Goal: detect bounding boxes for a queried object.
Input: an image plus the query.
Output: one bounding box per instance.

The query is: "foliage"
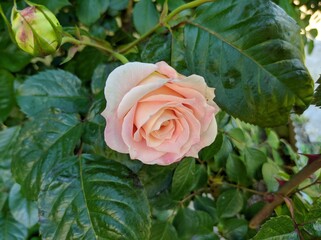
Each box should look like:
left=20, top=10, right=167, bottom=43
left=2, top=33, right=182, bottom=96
left=0, top=0, right=320, bottom=239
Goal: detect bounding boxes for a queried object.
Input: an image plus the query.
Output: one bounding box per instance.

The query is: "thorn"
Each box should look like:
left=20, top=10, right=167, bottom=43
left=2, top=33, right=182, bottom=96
left=299, top=153, right=321, bottom=165
left=264, top=194, right=275, bottom=203
left=275, top=178, right=287, bottom=187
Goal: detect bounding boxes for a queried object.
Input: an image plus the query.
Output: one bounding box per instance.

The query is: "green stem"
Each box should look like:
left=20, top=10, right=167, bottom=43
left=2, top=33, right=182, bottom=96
left=62, top=35, right=129, bottom=64
left=0, top=3, right=16, bottom=43
left=119, top=0, right=214, bottom=54
left=249, top=156, right=321, bottom=228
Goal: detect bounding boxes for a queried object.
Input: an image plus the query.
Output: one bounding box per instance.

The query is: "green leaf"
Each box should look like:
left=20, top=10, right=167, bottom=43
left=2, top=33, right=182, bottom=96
left=141, top=34, right=171, bottom=63
left=8, top=183, right=38, bottom=228
left=262, top=162, right=280, bottom=192
left=12, top=110, right=83, bottom=199
left=227, top=128, right=246, bottom=149
left=109, top=0, right=128, bottom=11
left=252, top=215, right=299, bottom=240
left=313, top=75, right=321, bottom=108
left=173, top=208, right=215, bottom=239
left=217, top=189, right=243, bottom=218
left=267, top=129, right=280, bottom=149
left=0, top=69, right=14, bottom=122
left=139, top=164, right=176, bottom=199
left=91, top=63, right=120, bottom=95
left=31, top=0, right=70, bottom=13
left=16, top=70, right=89, bottom=117
left=39, top=154, right=151, bottom=240
left=150, top=221, right=178, bottom=240
left=220, top=218, right=248, bottom=240
left=243, top=147, right=267, bottom=179
left=194, top=196, right=219, bottom=224
left=0, top=35, right=32, bottom=72
left=133, top=0, right=160, bottom=35
left=76, top=0, right=109, bottom=25
left=171, top=158, right=196, bottom=199
left=199, top=133, right=223, bottom=161
left=185, top=0, right=314, bottom=127
left=0, top=213, right=28, bottom=240
left=226, top=154, right=250, bottom=186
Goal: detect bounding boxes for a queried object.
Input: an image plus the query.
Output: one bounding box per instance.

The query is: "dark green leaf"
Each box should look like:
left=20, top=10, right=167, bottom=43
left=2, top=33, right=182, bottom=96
left=199, top=133, right=223, bottom=161
left=220, top=218, right=248, bottom=240
left=171, top=28, right=189, bottom=75
left=91, top=63, right=120, bottom=95
left=194, top=196, right=219, bottom=224
left=133, top=0, right=159, bottom=35
left=139, top=164, right=176, bottom=199
left=185, top=0, right=314, bottom=127
left=217, top=189, right=243, bottom=218
left=12, top=110, right=83, bottom=199
left=226, top=154, right=250, bottom=186
left=0, top=126, right=20, bottom=169
left=243, top=147, right=267, bottom=179
left=8, top=183, right=38, bottom=228
left=16, top=70, right=89, bottom=117
left=39, top=154, right=151, bottom=240
left=31, top=0, right=70, bottom=13
left=173, top=208, right=214, bottom=239
left=141, top=34, right=171, bottom=63
left=252, top=215, right=299, bottom=240
left=0, top=213, right=28, bottom=240
left=109, top=0, right=128, bottom=11
left=313, top=75, right=321, bottom=108
left=76, top=0, right=109, bottom=25
left=0, top=69, right=14, bottom=122
left=171, top=158, right=196, bottom=199
left=150, top=221, right=178, bottom=240
left=0, top=35, right=32, bottom=72
left=210, top=134, right=233, bottom=171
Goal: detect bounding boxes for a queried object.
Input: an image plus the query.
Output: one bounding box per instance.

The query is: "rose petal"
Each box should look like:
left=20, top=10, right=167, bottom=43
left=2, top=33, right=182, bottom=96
left=103, top=62, right=157, bottom=116
left=156, top=61, right=178, bottom=78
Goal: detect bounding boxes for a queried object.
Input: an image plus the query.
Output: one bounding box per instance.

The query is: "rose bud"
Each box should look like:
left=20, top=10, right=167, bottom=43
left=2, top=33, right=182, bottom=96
left=102, top=61, right=219, bottom=165
left=11, top=4, right=62, bottom=56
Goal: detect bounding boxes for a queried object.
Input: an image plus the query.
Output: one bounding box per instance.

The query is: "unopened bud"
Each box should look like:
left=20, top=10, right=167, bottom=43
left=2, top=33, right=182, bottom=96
left=11, top=5, right=62, bottom=56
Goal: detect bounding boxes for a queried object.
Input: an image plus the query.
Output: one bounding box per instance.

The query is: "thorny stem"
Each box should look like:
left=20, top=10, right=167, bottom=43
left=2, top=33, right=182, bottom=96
left=249, top=156, right=321, bottom=229
left=119, top=0, right=214, bottom=54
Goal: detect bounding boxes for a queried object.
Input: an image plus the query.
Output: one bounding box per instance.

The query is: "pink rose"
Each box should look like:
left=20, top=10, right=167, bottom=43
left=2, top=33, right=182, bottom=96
left=101, top=61, right=219, bottom=165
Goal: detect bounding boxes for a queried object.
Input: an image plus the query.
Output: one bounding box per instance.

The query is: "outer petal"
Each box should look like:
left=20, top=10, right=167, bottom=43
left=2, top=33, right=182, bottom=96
left=156, top=61, right=178, bottom=78
left=102, top=62, right=157, bottom=116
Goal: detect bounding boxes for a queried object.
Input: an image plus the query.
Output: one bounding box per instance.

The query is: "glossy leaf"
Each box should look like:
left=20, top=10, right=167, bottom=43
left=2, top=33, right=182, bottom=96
left=8, top=183, right=38, bottom=228
left=194, top=196, right=219, bottom=224
left=141, top=34, right=171, bottom=63
left=38, top=154, right=151, bottom=240
left=252, top=216, right=299, bottom=239
left=0, top=69, right=14, bottom=122
left=150, top=221, right=178, bottom=240
left=173, top=208, right=215, bottom=239
left=220, top=218, right=248, bottom=240
left=31, top=0, right=70, bottom=13
left=0, top=213, right=28, bottom=240
left=217, top=189, right=243, bottom=218
left=262, top=162, right=280, bottom=192
left=16, top=70, right=89, bottom=117
left=171, top=158, right=196, bottom=199
left=313, top=75, right=321, bottom=108
left=133, top=0, right=159, bottom=35
left=12, top=110, right=83, bottom=199
left=243, top=147, right=267, bottom=179
left=0, top=35, right=32, bottom=72
left=226, top=154, right=250, bottom=186
left=76, top=0, right=109, bottom=25
left=185, top=0, right=314, bottom=127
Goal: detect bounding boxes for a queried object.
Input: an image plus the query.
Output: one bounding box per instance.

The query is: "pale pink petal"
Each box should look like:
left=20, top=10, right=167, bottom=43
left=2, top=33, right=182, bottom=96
left=103, top=114, right=128, bottom=153
left=103, top=62, right=157, bottom=115
left=156, top=61, right=178, bottom=78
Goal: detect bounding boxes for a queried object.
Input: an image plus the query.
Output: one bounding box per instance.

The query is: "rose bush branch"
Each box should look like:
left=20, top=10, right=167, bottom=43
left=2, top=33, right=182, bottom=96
left=249, top=156, right=321, bottom=228
left=61, top=34, right=129, bottom=64
left=119, top=0, right=214, bottom=54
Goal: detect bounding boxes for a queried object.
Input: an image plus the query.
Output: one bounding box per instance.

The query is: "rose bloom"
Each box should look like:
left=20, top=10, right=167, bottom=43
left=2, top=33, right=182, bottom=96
left=102, top=61, right=219, bottom=165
